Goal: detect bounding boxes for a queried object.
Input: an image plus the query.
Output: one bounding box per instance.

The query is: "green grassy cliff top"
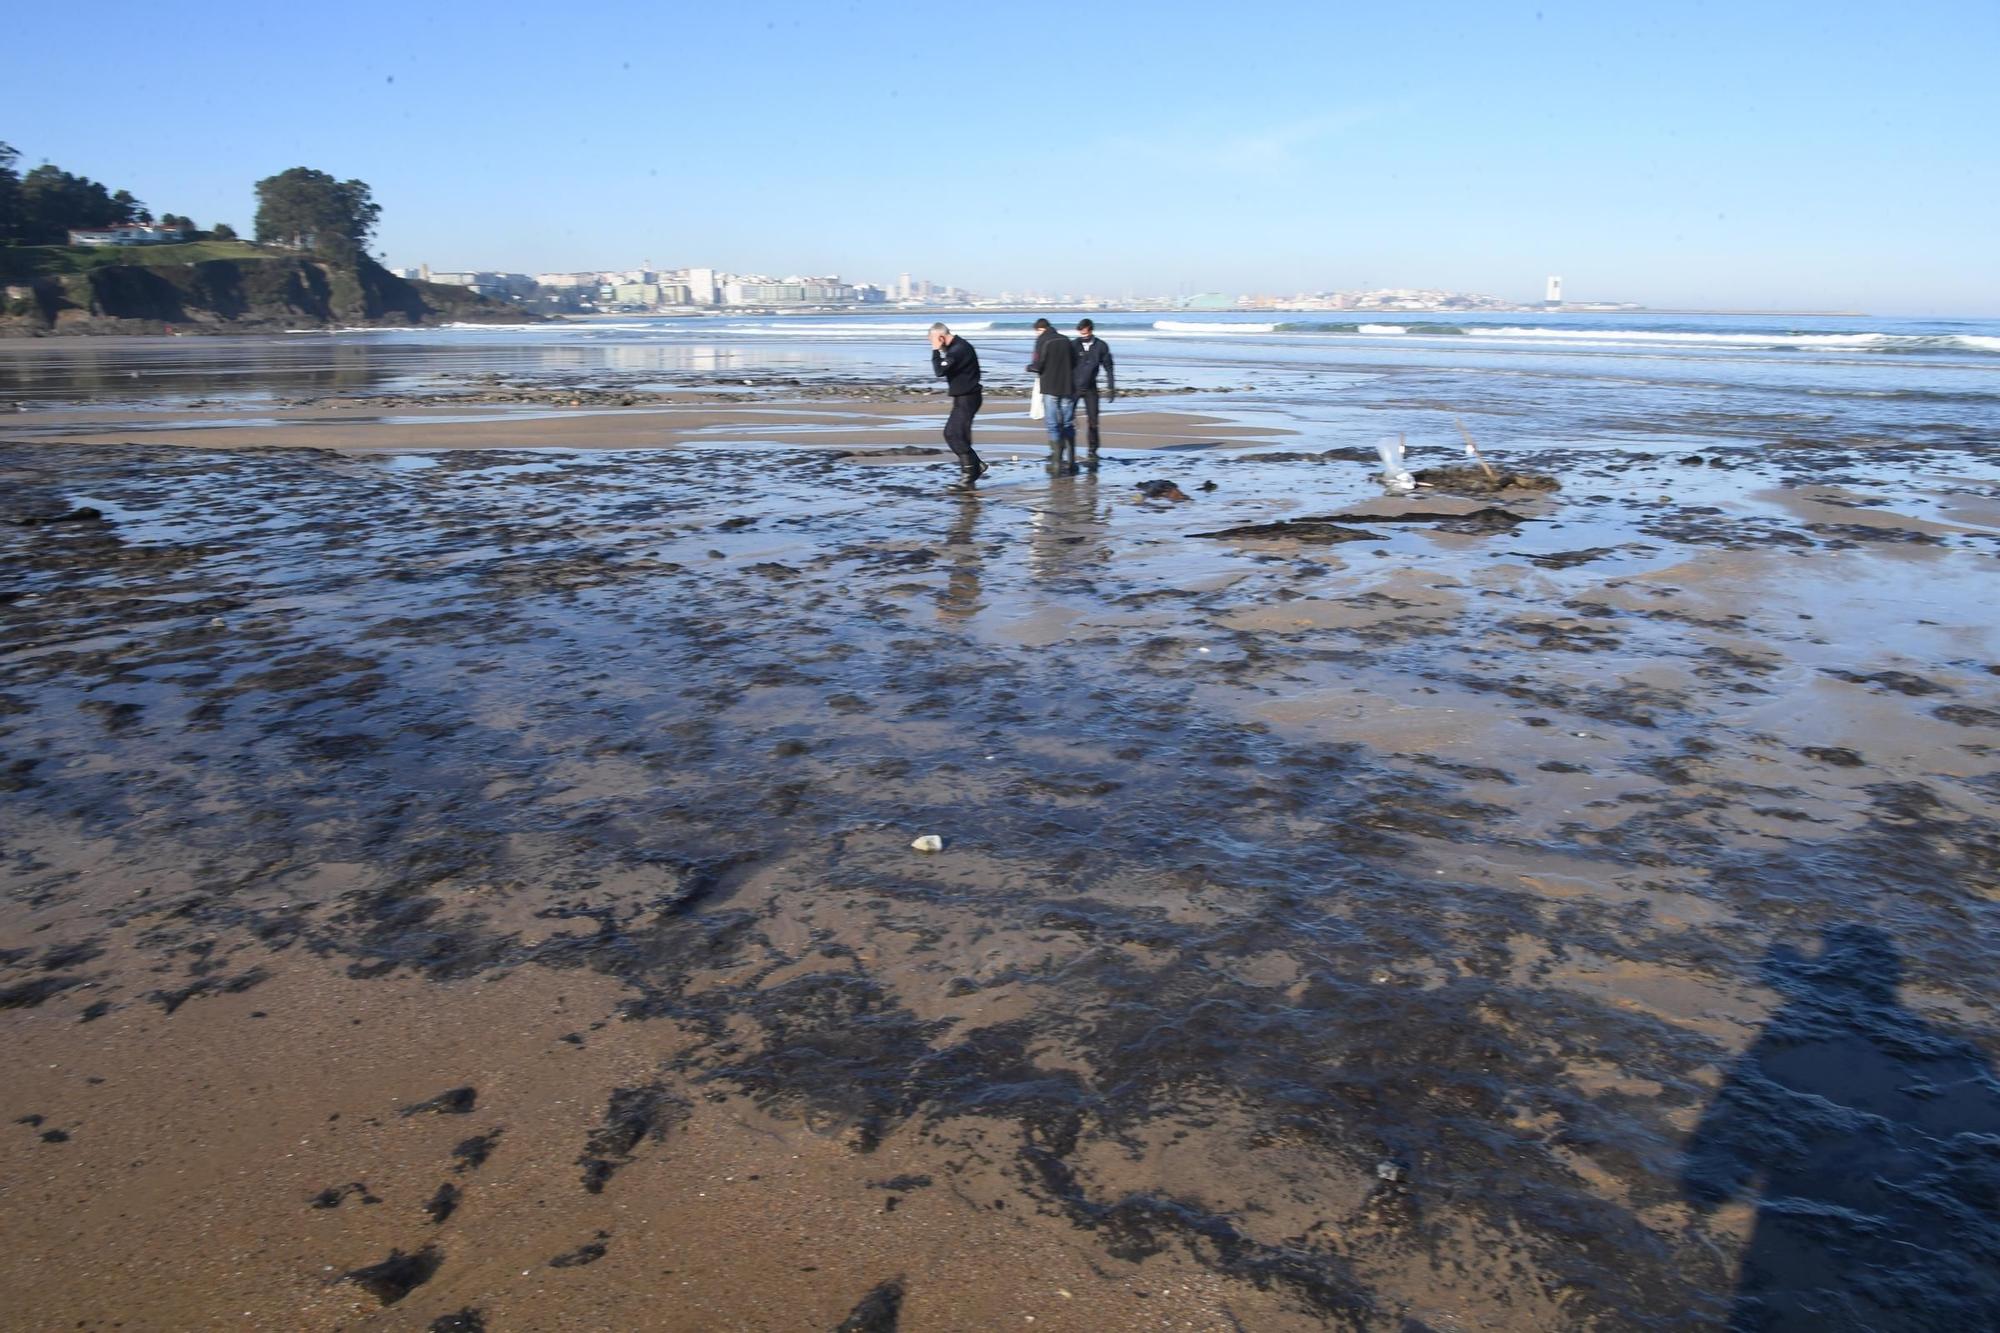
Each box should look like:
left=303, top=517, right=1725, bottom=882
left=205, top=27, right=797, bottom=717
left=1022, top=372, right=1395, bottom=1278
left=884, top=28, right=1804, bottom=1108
left=1, top=240, right=275, bottom=281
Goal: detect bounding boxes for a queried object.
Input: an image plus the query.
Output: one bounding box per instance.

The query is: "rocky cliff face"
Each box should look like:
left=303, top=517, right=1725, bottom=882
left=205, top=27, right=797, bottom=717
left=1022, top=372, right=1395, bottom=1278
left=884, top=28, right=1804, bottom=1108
left=1, top=257, right=533, bottom=335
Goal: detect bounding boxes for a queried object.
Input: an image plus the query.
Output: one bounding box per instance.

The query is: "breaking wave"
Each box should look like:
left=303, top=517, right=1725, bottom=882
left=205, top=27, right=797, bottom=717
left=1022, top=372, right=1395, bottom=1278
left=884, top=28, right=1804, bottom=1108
left=1153, top=320, right=1279, bottom=333
left=425, top=317, right=2000, bottom=357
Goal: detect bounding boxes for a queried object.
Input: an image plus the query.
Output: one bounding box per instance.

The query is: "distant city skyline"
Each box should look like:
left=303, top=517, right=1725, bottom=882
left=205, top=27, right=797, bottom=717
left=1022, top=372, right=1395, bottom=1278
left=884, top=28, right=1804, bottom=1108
left=406, top=259, right=1538, bottom=308
left=403, top=260, right=1576, bottom=314
left=381, top=245, right=1940, bottom=316
left=6, top=1, right=1997, bottom=316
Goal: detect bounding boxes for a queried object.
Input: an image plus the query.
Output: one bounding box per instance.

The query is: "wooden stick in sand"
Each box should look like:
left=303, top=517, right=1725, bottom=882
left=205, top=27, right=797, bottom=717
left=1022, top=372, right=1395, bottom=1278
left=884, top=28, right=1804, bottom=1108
left=1453, top=416, right=1500, bottom=482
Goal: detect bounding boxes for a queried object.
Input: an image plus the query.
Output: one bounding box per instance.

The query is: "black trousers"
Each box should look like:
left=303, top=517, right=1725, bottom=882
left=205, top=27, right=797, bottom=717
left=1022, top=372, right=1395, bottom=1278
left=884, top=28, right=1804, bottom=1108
left=1080, top=386, right=1102, bottom=449
left=944, top=391, right=983, bottom=466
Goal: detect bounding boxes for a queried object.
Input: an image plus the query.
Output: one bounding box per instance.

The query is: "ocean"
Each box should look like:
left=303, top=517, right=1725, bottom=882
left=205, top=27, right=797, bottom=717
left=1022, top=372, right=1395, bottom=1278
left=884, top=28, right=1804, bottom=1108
left=4, top=308, right=1997, bottom=456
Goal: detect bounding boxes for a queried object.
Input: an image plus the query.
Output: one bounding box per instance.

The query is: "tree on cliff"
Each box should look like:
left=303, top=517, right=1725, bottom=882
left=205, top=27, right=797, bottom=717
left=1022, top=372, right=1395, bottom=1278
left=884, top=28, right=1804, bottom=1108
left=253, top=168, right=380, bottom=265
left=1, top=159, right=137, bottom=244
left=0, top=143, right=19, bottom=243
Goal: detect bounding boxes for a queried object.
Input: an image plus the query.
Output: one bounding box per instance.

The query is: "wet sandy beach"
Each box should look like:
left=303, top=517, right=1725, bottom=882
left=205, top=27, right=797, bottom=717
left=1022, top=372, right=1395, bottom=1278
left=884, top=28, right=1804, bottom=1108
left=4, top=400, right=1999, bottom=1330
left=0, top=396, right=1277, bottom=456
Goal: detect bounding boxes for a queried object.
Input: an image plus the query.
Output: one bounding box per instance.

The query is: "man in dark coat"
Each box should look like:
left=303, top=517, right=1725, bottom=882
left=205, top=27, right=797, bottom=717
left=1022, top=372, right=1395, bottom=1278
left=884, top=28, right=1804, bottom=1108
left=929, top=322, right=989, bottom=486
left=1029, top=316, right=1059, bottom=356
left=1070, top=318, right=1117, bottom=460
left=1027, top=318, right=1079, bottom=470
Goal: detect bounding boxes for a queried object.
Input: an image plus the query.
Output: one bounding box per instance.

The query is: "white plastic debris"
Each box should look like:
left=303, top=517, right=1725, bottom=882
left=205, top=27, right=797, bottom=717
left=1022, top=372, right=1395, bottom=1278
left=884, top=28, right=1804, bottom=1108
left=910, top=834, right=944, bottom=853
left=1376, top=436, right=1417, bottom=492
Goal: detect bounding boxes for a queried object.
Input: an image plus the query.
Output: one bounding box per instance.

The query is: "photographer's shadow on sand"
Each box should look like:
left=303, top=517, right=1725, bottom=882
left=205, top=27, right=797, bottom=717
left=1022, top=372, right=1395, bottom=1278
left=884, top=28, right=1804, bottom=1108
left=1681, top=924, right=2000, bottom=1330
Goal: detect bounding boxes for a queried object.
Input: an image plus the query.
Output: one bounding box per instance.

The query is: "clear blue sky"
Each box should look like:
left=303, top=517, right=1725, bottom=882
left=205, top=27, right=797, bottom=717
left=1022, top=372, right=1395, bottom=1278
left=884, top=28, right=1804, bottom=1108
left=7, top=1, right=1996, bottom=313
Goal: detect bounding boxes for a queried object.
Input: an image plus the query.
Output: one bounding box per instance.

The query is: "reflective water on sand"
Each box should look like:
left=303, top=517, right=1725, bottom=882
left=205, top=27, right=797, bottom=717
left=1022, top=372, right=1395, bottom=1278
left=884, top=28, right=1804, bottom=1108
left=3, top=434, right=1996, bottom=1327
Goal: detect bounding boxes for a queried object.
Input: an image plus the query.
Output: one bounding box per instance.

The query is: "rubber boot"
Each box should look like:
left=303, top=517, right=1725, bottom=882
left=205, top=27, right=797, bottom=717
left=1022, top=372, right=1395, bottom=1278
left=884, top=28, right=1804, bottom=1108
left=951, top=455, right=989, bottom=489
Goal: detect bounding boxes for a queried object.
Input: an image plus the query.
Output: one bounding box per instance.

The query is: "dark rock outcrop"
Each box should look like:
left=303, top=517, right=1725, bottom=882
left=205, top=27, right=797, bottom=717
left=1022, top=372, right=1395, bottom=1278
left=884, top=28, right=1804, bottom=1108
left=2, top=255, right=534, bottom=336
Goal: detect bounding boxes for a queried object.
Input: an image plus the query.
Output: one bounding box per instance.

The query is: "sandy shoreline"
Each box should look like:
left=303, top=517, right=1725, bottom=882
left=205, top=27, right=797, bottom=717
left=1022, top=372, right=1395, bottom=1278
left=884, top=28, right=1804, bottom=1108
left=3, top=408, right=1998, bottom=1329
left=5, top=951, right=1266, bottom=1330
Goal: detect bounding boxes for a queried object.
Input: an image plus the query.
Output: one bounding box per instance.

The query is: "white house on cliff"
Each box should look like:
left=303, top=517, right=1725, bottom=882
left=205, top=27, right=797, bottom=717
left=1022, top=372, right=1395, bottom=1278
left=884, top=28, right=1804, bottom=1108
left=67, top=223, right=191, bottom=247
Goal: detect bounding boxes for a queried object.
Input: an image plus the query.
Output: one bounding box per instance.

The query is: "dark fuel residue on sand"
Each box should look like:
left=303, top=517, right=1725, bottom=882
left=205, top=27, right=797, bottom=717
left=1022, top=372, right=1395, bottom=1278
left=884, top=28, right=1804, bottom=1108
left=2, top=437, right=1998, bottom=1330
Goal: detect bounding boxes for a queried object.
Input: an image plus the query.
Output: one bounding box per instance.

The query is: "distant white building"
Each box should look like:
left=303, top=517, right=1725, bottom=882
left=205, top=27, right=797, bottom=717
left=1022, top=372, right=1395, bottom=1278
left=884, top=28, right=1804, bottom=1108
left=797, top=276, right=855, bottom=303
left=606, top=282, right=658, bottom=307
left=1544, top=275, right=1563, bottom=307
left=424, top=271, right=537, bottom=299
left=725, top=280, right=809, bottom=305
left=68, top=223, right=189, bottom=247
left=686, top=267, right=719, bottom=305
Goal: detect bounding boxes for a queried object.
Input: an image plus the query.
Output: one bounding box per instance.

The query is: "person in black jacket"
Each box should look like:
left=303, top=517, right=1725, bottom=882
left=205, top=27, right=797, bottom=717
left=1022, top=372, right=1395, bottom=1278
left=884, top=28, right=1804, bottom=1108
left=1027, top=318, right=1080, bottom=471
left=929, top=323, right=989, bottom=486
left=1029, top=316, right=1062, bottom=362
left=1071, top=318, right=1116, bottom=460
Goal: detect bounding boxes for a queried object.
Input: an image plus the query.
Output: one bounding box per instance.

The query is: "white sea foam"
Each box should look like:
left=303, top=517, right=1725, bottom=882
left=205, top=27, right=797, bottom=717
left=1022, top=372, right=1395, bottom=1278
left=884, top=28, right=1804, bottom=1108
left=1476, top=327, right=1873, bottom=345
left=1153, top=320, right=1277, bottom=333
left=1017, top=320, right=1999, bottom=358
left=437, top=321, right=653, bottom=332
left=1464, top=328, right=2000, bottom=356
left=763, top=320, right=994, bottom=332
left=696, top=320, right=1002, bottom=339
left=427, top=317, right=1999, bottom=357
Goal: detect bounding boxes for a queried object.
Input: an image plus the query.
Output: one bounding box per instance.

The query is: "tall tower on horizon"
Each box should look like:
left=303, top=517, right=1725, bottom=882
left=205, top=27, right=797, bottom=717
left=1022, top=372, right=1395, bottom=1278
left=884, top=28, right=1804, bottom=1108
left=1544, top=275, right=1563, bottom=307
